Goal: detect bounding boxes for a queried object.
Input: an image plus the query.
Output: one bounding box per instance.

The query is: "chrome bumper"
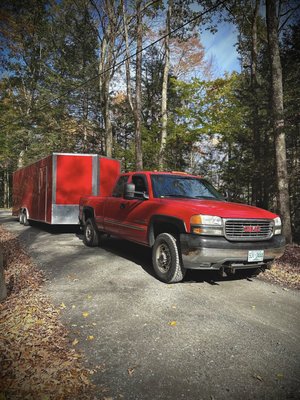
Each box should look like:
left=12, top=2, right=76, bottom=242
left=180, top=234, right=285, bottom=270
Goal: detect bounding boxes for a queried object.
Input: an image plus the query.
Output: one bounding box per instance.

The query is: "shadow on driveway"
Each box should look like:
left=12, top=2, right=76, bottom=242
left=75, top=230, right=257, bottom=286
left=4, top=214, right=259, bottom=286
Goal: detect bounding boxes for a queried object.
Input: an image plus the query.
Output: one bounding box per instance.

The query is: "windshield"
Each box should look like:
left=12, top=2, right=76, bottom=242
left=151, top=174, right=224, bottom=200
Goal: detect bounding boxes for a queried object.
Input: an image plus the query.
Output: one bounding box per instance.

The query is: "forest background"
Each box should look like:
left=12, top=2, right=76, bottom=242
left=0, top=0, right=299, bottom=242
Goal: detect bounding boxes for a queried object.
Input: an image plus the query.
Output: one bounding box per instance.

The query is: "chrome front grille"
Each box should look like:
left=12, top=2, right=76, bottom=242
left=224, top=219, right=273, bottom=241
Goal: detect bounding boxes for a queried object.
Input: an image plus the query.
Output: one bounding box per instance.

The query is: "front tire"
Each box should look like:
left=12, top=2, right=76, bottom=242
left=83, top=218, right=99, bottom=247
left=152, top=233, right=186, bottom=283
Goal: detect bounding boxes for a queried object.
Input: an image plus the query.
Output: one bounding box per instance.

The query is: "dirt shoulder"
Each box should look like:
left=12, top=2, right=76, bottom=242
left=259, top=244, right=300, bottom=290
left=0, top=226, right=94, bottom=400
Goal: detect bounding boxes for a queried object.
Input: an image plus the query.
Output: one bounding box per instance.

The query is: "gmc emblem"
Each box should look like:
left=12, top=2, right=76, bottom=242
left=243, top=225, right=261, bottom=233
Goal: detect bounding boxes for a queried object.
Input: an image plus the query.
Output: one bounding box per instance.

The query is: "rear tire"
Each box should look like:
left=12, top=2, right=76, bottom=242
left=152, top=233, right=186, bottom=283
left=23, top=211, right=30, bottom=226
left=83, top=218, right=99, bottom=247
left=19, top=212, right=24, bottom=224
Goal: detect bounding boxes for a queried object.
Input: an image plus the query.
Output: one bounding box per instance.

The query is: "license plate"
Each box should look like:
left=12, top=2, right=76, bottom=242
left=248, top=250, right=264, bottom=262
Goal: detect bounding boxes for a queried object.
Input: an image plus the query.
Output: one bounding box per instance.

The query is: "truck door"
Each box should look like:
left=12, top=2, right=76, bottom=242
left=103, top=175, right=130, bottom=236
left=38, top=166, right=47, bottom=221
left=122, top=174, right=149, bottom=243
left=104, top=174, right=149, bottom=243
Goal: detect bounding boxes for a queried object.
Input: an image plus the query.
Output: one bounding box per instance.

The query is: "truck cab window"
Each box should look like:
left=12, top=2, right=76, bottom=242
left=151, top=175, right=223, bottom=200
left=112, top=176, right=129, bottom=198
left=132, top=175, right=148, bottom=198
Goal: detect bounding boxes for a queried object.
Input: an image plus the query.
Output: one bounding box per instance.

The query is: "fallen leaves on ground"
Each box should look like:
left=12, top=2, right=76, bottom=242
left=259, top=244, right=300, bottom=290
left=127, top=366, right=138, bottom=377
left=252, top=374, right=263, bottom=382
left=0, top=226, right=94, bottom=399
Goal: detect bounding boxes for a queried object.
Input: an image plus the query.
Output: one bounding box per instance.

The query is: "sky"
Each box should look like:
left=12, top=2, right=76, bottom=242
left=201, top=22, right=240, bottom=77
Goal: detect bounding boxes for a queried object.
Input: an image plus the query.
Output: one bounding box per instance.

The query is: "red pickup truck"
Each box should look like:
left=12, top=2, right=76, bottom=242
left=79, top=171, right=285, bottom=283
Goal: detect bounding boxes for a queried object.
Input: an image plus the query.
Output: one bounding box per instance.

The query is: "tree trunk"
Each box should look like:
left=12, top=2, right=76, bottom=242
left=135, top=0, right=143, bottom=171
left=104, top=78, right=113, bottom=158
left=3, top=168, right=10, bottom=209
left=122, top=0, right=134, bottom=113
left=18, top=150, right=25, bottom=168
left=159, top=0, right=172, bottom=170
left=98, top=10, right=114, bottom=158
left=266, top=0, right=292, bottom=243
left=251, top=0, right=263, bottom=207
left=99, top=59, right=113, bottom=157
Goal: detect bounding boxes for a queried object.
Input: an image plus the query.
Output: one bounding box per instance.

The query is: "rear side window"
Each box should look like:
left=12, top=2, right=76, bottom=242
left=112, top=176, right=129, bottom=198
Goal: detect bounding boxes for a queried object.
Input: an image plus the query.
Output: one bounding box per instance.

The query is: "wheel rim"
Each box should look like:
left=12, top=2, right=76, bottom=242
left=86, top=224, right=93, bottom=242
left=155, top=242, right=171, bottom=273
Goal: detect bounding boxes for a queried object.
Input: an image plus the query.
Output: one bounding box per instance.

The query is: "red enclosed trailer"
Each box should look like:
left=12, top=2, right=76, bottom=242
left=12, top=153, right=120, bottom=225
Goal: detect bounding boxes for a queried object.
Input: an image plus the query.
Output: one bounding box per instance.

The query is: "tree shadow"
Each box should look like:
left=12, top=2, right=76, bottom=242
left=76, top=233, right=156, bottom=279
left=28, top=220, right=82, bottom=234
left=1, top=212, right=258, bottom=285
left=0, top=213, right=81, bottom=235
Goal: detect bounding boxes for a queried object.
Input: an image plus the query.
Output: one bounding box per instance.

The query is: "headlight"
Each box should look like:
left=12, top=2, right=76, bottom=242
left=273, top=216, right=282, bottom=235
left=190, top=214, right=223, bottom=235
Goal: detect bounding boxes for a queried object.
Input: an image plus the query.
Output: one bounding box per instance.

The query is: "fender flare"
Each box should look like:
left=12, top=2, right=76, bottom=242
left=148, top=215, right=187, bottom=246
left=81, top=206, right=95, bottom=224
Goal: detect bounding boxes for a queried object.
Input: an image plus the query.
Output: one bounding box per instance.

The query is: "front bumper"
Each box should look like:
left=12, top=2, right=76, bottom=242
left=180, top=234, right=285, bottom=270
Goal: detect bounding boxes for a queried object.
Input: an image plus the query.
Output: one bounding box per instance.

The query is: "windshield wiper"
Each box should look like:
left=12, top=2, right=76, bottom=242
left=160, top=194, right=220, bottom=200
left=193, top=195, right=216, bottom=199
left=160, top=194, right=198, bottom=199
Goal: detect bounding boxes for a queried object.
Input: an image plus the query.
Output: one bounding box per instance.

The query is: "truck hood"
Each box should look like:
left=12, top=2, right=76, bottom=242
left=159, top=198, right=277, bottom=219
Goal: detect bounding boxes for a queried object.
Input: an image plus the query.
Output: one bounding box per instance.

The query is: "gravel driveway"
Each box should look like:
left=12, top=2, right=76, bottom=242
left=1, top=210, right=299, bottom=400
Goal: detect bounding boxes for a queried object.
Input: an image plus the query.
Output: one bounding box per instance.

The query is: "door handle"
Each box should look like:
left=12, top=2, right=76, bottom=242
left=120, top=203, right=126, bottom=209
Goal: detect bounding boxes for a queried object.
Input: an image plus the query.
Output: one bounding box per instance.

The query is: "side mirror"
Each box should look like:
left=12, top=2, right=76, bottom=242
left=124, top=183, right=135, bottom=199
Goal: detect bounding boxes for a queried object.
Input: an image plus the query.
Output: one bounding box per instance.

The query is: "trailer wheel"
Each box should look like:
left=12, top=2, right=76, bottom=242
left=152, top=233, right=186, bottom=283
left=23, top=211, right=31, bottom=226
left=83, top=218, right=99, bottom=247
left=19, top=212, right=24, bottom=224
